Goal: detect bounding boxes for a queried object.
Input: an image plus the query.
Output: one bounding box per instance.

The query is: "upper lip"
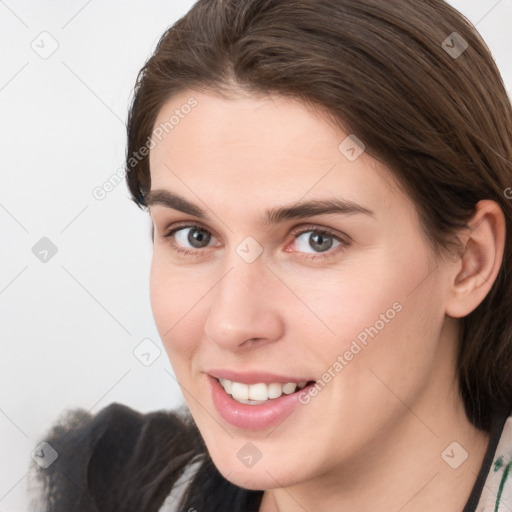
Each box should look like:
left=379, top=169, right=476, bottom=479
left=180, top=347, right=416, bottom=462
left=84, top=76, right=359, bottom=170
left=207, top=369, right=315, bottom=384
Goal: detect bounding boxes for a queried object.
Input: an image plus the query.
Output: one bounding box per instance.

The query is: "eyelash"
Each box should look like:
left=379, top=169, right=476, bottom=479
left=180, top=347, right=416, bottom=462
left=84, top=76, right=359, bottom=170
left=161, top=222, right=350, bottom=261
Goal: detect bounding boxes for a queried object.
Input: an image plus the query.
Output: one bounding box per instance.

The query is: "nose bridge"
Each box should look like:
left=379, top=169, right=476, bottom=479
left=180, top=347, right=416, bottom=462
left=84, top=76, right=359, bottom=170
left=204, top=254, right=283, bottom=347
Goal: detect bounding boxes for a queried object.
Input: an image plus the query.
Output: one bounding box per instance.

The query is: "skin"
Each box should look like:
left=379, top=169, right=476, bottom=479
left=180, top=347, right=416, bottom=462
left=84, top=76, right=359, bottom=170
left=147, top=89, right=505, bottom=512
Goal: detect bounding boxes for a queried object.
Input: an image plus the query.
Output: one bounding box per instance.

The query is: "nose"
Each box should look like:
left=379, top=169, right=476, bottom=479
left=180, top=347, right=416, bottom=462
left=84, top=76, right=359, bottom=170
left=203, top=256, right=285, bottom=350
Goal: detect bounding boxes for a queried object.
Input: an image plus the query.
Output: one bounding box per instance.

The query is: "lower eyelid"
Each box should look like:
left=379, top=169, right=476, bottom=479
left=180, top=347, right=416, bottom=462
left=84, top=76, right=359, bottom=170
left=290, top=236, right=347, bottom=259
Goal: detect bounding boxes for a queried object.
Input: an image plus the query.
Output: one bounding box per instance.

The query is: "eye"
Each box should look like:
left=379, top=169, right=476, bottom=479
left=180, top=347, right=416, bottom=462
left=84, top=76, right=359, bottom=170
left=163, top=224, right=217, bottom=256
left=161, top=223, right=349, bottom=260
left=289, top=226, right=348, bottom=258
left=174, top=226, right=212, bottom=248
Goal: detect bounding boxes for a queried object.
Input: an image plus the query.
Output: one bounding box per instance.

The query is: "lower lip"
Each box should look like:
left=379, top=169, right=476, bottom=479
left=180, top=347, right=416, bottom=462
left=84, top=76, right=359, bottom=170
left=208, top=375, right=313, bottom=430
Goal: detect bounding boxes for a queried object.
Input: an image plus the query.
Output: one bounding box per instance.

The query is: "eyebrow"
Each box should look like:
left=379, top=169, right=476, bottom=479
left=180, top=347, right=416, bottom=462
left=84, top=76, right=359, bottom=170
left=145, top=189, right=375, bottom=225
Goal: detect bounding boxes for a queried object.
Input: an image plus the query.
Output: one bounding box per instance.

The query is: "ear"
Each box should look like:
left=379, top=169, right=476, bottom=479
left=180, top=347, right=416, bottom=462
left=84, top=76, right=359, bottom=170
left=445, top=200, right=506, bottom=318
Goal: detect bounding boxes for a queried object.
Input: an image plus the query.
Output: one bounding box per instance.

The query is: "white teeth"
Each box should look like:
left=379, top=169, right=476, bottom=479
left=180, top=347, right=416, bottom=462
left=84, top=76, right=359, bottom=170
left=282, top=382, right=297, bottom=395
left=218, top=378, right=309, bottom=404
left=248, top=383, right=268, bottom=401
left=267, top=383, right=283, bottom=399
left=219, top=378, right=232, bottom=394
left=236, top=398, right=267, bottom=405
left=231, top=382, right=249, bottom=401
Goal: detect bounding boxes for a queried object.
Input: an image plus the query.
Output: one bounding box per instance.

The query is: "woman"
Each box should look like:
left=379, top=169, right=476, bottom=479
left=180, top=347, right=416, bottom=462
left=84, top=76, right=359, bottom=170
left=31, top=0, right=512, bottom=510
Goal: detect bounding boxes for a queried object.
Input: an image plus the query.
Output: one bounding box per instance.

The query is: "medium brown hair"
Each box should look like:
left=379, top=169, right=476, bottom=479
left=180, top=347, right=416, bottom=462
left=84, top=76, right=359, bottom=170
left=125, top=0, right=512, bottom=432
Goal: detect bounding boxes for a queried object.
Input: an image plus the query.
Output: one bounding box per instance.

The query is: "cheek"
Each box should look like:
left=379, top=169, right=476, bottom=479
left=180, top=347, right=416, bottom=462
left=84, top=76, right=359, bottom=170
left=278, top=259, right=408, bottom=351
left=315, top=247, right=446, bottom=414
left=287, top=240, right=441, bottom=377
left=149, top=252, right=206, bottom=363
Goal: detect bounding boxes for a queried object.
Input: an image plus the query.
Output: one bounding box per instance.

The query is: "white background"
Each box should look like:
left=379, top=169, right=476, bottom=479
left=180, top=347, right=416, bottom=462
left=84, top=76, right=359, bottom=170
left=0, top=1, right=511, bottom=510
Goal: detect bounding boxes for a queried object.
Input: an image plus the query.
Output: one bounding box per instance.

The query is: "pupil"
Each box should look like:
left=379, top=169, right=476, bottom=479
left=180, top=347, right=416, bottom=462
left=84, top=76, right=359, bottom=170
left=189, top=228, right=210, bottom=248
left=310, top=232, right=332, bottom=252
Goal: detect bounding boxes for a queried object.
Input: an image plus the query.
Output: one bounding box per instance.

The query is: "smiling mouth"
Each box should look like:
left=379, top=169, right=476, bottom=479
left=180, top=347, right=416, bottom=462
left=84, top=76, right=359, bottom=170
left=217, top=377, right=316, bottom=405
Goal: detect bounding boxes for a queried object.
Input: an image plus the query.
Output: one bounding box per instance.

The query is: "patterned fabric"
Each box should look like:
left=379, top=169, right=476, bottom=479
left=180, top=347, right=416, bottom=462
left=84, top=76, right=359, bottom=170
left=474, top=416, right=512, bottom=512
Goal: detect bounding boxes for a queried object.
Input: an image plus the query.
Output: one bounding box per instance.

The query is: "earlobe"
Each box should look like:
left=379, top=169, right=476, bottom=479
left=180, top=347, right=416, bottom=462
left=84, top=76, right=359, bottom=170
left=446, top=200, right=506, bottom=318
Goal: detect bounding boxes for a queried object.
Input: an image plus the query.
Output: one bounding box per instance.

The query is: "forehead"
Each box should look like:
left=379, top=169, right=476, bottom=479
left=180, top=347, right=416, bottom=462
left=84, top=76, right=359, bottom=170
left=148, top=89, right=406, bottom=217
left=151, top=89, right=340, bottom=163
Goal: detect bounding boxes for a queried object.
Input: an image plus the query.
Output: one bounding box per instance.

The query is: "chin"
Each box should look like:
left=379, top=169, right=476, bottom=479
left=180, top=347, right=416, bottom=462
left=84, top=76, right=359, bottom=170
left=220, top=468, right=282, bottom=491
left=210, top=452, right=302, bottom=491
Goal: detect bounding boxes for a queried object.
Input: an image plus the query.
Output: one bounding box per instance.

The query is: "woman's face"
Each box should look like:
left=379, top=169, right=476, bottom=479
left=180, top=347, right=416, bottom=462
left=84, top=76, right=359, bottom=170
left=148, top=89, right=456, bottom=490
